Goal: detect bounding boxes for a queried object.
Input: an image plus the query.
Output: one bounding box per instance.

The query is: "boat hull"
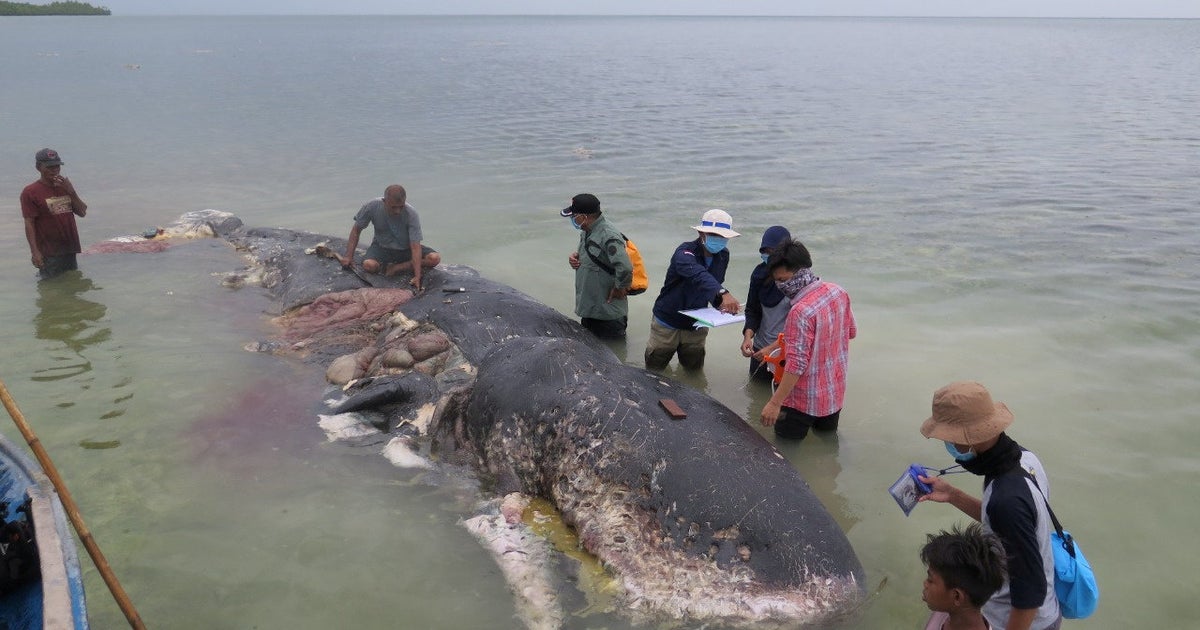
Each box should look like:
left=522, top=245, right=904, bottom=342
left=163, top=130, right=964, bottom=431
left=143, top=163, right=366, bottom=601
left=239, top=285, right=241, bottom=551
left=0, top=432, right=89, bottom=630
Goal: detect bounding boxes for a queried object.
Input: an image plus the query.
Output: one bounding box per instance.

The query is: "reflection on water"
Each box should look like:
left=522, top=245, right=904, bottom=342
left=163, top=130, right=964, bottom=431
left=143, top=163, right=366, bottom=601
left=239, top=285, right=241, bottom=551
left=31, top=272, right=131, bottom=422
left=776, top=430, right=860, bottom=533
left=658, top=364, right=710, bottom=393
left=595, top=335, right=628, bottom=364
left=32, top=271, right=109, bottom=383
left=738, top=378, right=860, bottom=533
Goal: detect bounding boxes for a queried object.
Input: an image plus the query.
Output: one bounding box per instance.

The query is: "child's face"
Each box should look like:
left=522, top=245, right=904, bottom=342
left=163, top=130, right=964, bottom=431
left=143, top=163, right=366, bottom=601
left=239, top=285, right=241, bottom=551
left=922, top=567, right=956, bottom=612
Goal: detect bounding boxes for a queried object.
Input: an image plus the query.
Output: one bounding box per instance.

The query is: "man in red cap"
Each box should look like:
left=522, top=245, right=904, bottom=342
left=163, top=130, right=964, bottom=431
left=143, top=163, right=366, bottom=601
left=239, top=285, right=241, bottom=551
left=21, top=148, right=89, bottom=279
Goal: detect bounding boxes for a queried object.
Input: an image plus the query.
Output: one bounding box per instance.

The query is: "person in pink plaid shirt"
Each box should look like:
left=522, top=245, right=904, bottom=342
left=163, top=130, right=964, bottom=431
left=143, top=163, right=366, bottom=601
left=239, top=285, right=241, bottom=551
left=758, top=239, right=856, bottom=440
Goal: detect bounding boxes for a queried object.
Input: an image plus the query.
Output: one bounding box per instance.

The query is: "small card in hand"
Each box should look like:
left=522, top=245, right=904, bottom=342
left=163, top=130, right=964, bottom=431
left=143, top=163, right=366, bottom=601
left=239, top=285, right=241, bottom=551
left=889, top=465, right=932, bottom=516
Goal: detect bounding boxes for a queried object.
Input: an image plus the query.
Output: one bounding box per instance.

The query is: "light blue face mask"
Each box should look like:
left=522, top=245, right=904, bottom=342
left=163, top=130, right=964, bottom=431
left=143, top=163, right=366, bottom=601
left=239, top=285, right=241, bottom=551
left=944, top=441, right=977, bottom=462
left=760, top=253, right=770, bottom=265
left=568, top=215, right=582, bottom=230
left=704, top=235, right=728, bottom=254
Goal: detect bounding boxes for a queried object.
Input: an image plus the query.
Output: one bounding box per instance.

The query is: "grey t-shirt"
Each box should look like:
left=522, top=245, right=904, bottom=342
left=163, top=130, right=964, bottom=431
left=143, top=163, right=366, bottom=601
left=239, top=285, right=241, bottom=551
left=754, top=296, right=792, bottom=350
left=353, top=198, right=423, bottom=250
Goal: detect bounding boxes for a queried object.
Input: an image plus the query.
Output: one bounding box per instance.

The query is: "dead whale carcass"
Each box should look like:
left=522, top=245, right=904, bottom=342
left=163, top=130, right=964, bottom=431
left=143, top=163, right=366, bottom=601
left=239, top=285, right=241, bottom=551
left=149, top=216, right=868, bottom=627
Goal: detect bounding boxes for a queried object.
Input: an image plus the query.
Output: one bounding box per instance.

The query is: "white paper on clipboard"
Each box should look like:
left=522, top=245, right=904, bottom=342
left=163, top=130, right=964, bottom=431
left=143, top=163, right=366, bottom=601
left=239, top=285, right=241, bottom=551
left=679, top=307, right=746, bottom=328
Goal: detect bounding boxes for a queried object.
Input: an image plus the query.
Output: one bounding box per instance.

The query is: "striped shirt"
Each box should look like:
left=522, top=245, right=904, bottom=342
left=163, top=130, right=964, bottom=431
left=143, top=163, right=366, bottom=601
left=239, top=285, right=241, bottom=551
left=781, top=280, right=856, bottom=416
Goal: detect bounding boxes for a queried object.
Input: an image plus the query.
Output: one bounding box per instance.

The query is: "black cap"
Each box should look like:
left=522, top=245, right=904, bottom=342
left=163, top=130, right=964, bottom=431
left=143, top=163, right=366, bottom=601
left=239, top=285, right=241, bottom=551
left=36, top=148, right=63, bottom=166
left=559, top=193, right=601, bottom=217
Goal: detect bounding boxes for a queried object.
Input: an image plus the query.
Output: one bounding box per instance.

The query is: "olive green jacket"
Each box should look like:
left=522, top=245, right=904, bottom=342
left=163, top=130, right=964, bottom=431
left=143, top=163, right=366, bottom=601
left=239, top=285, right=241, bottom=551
left=574, top=215, right=632, bottom=320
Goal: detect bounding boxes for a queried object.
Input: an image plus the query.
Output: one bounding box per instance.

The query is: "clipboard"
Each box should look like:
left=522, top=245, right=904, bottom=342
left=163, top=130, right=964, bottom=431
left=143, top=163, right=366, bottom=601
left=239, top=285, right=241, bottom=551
left=679, top=306, right=745, bottom=328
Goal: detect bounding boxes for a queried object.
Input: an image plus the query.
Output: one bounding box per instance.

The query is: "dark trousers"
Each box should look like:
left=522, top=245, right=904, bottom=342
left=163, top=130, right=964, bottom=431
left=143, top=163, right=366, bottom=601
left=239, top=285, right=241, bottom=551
left=775, top=407, right=840, bottom=440
left=582, top=316, right=627, bottom=339
left=39, top=254, right=79, bottom=279
left=748, top=355, right=775, bottom=382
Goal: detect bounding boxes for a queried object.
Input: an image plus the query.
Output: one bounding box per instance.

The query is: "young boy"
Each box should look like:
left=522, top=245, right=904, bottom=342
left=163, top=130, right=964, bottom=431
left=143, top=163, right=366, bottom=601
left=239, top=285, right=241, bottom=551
left=921, top=523, right=1007, bottom=630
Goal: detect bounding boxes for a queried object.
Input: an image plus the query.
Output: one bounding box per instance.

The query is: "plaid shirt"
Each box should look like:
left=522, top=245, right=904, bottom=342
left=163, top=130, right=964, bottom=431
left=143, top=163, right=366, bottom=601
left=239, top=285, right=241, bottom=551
left=782, top=280, right=856, bottom=416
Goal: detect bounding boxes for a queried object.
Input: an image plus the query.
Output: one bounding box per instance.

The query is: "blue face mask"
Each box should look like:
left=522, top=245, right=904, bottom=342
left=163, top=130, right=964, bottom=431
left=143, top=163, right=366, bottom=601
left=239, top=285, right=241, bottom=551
left=760, top=253, right=770, bottom=265
left=568, top=215, right=582, bottom=230
left=704, top=235, right=728, bottom=254
left=944, top=441, right=977, bottom=462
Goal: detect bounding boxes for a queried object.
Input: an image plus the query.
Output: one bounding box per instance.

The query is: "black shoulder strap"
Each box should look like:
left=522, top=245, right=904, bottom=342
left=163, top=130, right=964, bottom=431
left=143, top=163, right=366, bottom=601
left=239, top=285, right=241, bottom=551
left=584, top=234, right=626, bottom=277
left=1023, top=470, right=1074, bottom=557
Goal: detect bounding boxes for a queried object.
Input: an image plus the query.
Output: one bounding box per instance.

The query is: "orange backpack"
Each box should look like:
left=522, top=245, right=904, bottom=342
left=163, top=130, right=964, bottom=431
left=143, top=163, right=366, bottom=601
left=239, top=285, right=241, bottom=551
left=585, top=233, right=649, bottom=295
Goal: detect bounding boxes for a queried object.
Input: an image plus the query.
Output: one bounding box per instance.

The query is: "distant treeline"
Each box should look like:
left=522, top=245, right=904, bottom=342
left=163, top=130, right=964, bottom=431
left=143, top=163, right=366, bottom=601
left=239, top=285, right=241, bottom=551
left=0, top=1, right=111, bottom=15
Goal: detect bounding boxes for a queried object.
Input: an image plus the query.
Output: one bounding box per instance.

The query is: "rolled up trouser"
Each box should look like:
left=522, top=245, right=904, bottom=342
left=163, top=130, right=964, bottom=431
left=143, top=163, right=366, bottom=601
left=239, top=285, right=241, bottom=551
left=645, top=317, right=708, bottom=370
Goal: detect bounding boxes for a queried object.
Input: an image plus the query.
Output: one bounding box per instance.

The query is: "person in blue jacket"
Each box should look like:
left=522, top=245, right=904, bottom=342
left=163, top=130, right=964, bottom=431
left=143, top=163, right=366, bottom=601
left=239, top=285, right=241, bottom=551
left=740, top=225, right=792, bottom=381
left=644, top=208, right=742, bottom=371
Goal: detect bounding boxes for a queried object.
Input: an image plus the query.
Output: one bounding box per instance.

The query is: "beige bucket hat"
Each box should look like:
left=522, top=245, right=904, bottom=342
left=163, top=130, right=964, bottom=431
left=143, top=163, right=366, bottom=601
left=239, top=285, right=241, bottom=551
left=920, top=381, right=1014, bottom=445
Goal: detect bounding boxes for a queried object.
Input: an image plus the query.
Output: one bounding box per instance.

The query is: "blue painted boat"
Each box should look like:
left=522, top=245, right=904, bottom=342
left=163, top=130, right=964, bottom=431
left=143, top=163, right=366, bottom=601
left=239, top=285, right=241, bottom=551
left=0, top=431, right=89, bottom=630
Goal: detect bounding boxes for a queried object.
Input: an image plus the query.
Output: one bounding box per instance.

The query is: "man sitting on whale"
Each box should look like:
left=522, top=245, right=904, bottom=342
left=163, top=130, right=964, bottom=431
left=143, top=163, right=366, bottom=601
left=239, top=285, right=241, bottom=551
left=335, top=184, right=441, bottom=290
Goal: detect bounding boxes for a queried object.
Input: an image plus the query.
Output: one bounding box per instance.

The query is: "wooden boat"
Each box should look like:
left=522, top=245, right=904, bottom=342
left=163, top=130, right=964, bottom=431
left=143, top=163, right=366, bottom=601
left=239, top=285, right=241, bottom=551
left=0, top=431, right=89, bottom=630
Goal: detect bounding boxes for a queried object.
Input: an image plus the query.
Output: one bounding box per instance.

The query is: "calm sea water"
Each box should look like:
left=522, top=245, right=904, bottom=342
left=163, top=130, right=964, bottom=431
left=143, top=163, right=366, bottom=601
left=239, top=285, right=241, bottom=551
left=1, top=15, right=1198, bottom=629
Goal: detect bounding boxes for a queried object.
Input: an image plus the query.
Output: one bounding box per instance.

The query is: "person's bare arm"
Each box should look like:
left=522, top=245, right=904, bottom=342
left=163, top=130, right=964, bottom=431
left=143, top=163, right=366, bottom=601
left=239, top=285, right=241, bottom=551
left=410, top=241, right=423, bottom=290
left=761, top=371, right=800, bottom=426
left=340, top=224, right=362, bottom=267
left=52, top=175, right=87, bottom=217
left=717, top=290, right=741, bottom=314
left=24, top=217, right=43, bottom=268
left=918, top=475, right=983, bottom=522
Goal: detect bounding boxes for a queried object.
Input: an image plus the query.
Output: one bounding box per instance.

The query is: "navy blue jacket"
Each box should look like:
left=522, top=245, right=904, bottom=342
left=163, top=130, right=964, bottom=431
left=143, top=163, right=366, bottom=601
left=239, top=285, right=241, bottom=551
left=651, top=239, right=730, bottom=330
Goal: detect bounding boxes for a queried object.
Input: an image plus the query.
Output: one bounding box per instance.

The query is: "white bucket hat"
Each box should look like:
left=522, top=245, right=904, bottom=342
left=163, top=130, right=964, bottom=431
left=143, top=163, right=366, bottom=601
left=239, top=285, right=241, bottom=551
left=692, top=208, right=740, bottom=238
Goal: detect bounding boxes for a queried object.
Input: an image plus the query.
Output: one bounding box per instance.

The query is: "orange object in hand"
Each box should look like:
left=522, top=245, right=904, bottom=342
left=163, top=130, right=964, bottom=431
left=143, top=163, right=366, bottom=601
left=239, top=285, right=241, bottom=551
left=762, top=333, right=785, bottom=386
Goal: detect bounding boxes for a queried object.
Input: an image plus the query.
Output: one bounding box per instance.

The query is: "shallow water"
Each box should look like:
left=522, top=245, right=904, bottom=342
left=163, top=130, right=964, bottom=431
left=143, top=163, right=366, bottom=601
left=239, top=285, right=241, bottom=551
left=1, top=15, right=1198, bottom=628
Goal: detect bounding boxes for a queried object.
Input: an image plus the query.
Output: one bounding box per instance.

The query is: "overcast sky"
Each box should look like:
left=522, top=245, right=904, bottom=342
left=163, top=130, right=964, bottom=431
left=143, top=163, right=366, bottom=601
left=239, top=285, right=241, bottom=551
left=92, top=1, right=1200, bottom=19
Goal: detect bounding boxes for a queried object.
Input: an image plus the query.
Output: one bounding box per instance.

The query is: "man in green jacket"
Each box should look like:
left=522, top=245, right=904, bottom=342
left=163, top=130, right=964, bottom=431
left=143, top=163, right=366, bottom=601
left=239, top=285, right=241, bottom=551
left=562, top=193, right=633, bottom=339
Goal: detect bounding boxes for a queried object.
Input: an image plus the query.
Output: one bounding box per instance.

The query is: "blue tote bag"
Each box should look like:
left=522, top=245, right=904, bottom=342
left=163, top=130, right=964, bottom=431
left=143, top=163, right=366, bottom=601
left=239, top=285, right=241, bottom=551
left=1029, top=476, right=1100, bottom=618
left=1049, top=526, right=1099, bottom=618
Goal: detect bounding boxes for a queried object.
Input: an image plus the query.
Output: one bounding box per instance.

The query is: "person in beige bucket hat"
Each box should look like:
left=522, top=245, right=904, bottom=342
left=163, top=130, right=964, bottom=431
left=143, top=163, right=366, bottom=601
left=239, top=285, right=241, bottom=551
left=916, top=381, right=1063, bottom=630
left=920, top=381, right=1014, bottom=448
